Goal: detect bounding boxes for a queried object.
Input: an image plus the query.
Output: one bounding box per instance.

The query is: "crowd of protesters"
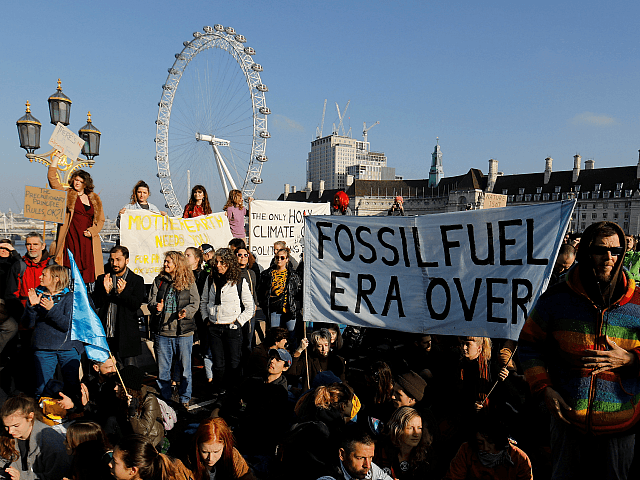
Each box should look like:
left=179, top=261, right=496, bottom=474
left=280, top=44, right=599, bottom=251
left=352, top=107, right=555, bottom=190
left=1, top=179, right=640, bottom=479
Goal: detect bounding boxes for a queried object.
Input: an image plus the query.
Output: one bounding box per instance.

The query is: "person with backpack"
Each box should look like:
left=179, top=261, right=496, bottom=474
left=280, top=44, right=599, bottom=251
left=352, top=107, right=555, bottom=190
left=148, top=251, right=200, bottom=410
left=199, top=248, right=254, bottom=395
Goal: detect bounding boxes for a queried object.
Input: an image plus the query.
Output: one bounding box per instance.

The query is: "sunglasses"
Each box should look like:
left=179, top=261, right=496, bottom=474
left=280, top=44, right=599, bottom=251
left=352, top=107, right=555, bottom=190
left=237, top=253, right=249, bottom=258
left=591, top=246, right=624, bottom=256
left=275, top=256, right=288, bottom=261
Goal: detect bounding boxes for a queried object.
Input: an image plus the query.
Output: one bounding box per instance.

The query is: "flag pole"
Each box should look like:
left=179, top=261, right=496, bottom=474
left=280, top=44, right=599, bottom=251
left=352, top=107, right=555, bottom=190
left=481, top=346, right=518, bottom=406
left=304, top=321, right=310, bottom=391
left=110, top=352, right=129, bottom=398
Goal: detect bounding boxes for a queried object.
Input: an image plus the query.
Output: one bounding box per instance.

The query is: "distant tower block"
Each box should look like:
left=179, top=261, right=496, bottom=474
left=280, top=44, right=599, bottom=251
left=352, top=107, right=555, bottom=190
left=429, top=138, right=444, bottom=188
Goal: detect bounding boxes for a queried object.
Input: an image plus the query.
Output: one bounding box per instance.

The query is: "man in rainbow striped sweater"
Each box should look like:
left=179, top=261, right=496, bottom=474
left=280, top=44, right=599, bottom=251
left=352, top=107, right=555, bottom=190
left=519, top=221, right=640, bottom=480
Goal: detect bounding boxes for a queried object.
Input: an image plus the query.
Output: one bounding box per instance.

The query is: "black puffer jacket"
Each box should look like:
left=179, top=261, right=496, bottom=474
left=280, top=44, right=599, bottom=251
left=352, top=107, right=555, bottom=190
left=258, top=264, right=302, bottom=318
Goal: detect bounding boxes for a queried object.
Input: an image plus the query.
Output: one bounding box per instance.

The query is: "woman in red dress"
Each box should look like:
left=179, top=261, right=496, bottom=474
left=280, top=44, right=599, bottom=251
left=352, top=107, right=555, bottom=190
left=183, top=185, right=212, bottom=218
left=48, top=156, right=104, bottom=285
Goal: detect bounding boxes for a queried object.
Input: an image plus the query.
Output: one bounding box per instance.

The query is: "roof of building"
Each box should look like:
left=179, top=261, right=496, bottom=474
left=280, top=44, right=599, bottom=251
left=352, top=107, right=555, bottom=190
left=493, top=165, right=640, bottom=195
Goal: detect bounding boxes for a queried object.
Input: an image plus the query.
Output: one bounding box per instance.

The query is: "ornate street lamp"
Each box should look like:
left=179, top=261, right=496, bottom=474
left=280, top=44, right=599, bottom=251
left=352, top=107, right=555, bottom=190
left=17, top=79, right=100, bottom=186
left=78, top=111, right=101, bottom=160
left=16, top=101, right=42, bottom=154
left=48, top=79, right=72, bottom=126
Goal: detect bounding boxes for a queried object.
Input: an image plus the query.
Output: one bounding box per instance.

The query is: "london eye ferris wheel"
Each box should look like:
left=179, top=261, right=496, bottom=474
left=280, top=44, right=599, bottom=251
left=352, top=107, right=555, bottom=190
left=155, top=24, right=270, bottom=216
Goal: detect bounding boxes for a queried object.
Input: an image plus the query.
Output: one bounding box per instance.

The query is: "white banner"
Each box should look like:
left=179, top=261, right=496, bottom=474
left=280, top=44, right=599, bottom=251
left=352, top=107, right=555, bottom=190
left=120, top=211, right=233, bottom=283
left=249, top=200, right=330, bottom=270
left=303, top=201, right=574, bottom=340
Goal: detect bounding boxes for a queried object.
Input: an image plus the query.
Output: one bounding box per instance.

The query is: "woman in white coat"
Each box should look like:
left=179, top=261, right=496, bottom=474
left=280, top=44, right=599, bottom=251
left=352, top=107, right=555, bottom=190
left=200, top=248, right=254, bottom=394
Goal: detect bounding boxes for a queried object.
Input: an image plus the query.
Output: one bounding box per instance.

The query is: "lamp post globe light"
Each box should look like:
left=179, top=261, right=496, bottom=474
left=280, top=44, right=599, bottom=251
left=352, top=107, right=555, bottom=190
left=16, top=79, right=101, bottom=186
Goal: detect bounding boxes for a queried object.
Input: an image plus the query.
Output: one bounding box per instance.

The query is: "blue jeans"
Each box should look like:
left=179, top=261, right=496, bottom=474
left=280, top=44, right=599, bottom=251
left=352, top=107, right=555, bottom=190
left=33, top=348, right=81, bottom=400
left=550, top=415, right=634, bottom=480
left=155, top=334, right=193, bottom=403
left=208, top=324, right=242, bottom=386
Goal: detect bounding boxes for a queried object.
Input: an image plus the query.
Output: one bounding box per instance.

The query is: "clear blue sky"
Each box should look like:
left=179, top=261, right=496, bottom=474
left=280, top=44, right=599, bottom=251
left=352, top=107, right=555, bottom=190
left=1, top=0, right=639, bottom=217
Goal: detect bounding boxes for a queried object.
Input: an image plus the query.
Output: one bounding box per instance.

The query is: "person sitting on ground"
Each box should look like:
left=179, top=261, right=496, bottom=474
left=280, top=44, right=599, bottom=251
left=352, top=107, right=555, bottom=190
left=392, top=371, right=427, bottom=410
left=244, top=326, right=289, bottom=378
left=81, top=357, right=118, bottom=425
left=65, top=421, right=112, bottom=480
left=191, top=417, right=255, bottom=480
left=290, top=328, right=346, bottom=391
left=114, top=365, right=165, bottom=449
left=356, top=361, right=396, bottom=426
left=314, top=322, right=344, bottom=352
left=0, top=395, right=72, bottom=480
left=374, top=407, right=433, bottom=480
left=214, top=349, right=292, bottom=466
left=443, top=413, right=532, bottom=480
left=0, top=239, right=22, bottom=359
left=279, top=383, right=357, bottom=480
left=321, top=423, right=392, bottom=480
left=109, top=434, right=193, bottom=480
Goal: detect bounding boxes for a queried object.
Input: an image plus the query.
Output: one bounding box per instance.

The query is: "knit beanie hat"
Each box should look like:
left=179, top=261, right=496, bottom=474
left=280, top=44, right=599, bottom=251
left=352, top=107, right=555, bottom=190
left=396, top=371, right=426, bottom=401
left=119, top=365, right=144, bottom=391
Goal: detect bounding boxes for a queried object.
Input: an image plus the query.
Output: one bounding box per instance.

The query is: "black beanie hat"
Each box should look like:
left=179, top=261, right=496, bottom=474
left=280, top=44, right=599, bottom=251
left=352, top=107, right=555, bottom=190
left=396, top=371, right=426, bottom=402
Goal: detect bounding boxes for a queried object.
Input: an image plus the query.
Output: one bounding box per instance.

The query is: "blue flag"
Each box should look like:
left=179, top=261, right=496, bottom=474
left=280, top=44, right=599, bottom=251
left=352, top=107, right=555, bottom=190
left=68, top=250, right=110, bottom=362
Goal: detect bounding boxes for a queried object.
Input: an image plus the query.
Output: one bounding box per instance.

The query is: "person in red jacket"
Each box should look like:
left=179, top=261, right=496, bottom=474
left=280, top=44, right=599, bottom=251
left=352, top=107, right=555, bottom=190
left=18, top=232, right=54, bottom=308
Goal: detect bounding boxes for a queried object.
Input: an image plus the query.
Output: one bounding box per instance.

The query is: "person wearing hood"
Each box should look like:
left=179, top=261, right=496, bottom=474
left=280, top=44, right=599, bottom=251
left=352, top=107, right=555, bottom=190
left=519, top=221, right=640, bottom=480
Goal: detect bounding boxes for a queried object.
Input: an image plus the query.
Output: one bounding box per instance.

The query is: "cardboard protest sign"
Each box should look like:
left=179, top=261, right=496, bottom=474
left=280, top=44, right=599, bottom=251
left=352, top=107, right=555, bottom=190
left=120, top=211, right=233, bottom=283
left=483, top=193, right=507, bottom=209
left=48, top=122, right=85, bottom=160
left=249, top=200, right=331, bottom=270
left=303, top=200, right=574, bottom=340
left=23, top=186, right=67, bottom=223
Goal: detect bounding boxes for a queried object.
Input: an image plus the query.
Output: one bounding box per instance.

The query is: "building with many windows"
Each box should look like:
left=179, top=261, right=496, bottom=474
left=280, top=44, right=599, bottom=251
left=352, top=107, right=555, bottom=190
left=307, top=134, right=388, bottom=190
left=292, top=142, right=640, bottom=235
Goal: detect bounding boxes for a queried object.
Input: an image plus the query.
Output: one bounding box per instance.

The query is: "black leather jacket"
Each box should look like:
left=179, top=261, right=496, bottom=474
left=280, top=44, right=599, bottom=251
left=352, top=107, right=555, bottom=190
left=258, top=264, right=302, bottom=318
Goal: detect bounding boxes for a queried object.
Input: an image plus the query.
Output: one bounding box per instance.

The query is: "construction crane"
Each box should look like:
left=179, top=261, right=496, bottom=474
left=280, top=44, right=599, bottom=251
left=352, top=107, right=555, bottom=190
left=363, top=121, right=379, bottom=148
left=335, top=100, right=350, bottom=137
left=315, top=99, right=327, bottom=139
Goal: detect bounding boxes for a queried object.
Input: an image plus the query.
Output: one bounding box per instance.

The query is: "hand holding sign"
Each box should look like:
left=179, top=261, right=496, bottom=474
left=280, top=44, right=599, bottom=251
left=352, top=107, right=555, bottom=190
left=48, top=122, right=85, bottom=161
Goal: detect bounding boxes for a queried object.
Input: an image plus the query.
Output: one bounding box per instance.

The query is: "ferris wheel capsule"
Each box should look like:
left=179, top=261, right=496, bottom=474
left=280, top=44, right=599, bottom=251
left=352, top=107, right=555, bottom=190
left=235, top=35, right=246, bottom=43
left=260, top=131, right=271, bottom=139
left=244, top=47, right=255, bottom=55
left=225, top=27, right=236, bottom=34
left=203, top=26, right=214, bottom=33
left=251, top=64, right=263, bottom=72
left=214, top=24, right=224, bottom=31
left=259, top=107, right=271, bottom=115
left=256, top=84, right=268, bottom=92
left=256, top=155, right=267, bottom=162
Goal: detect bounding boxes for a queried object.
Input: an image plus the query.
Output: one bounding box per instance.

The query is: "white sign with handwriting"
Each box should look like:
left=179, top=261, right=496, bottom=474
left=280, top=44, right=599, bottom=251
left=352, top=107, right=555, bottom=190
left=48, top=122, right=85, bottom=160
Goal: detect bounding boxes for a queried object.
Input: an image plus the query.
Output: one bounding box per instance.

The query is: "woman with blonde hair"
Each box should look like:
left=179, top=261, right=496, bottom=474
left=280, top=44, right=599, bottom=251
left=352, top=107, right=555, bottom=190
left=148, top=251, right=200, bottom=409
left=223, top=189, right=251, bottom=240
left=375, top=406, right=433, bottom=480
left=24, top=264, right=83, bottom=404
left=458, top=336, right=494, bottom=410
left=48, top=158, right=104, bottom=285
left=192, top=417, right=255, bottom=480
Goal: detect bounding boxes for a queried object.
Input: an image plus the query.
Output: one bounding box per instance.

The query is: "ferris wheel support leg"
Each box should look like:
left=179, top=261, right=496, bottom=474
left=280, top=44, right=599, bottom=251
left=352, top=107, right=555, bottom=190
left=212, top=144, right=238, bottom=194
left=212, top=144, right=231, bottom=199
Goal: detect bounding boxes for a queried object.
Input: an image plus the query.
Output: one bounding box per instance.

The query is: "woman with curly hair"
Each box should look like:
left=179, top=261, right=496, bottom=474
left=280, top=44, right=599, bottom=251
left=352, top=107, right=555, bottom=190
left=192, top=417, right=255, bottom=480
left=183, top=185, right=212, bottom=218
left=200, top=248, right=254, bottom=393
left=148, top=251, right=199, bottom=408
left=223, top=189, right=252, bottom=240
left=48, top=157, right=104, bottom=285
left=375, top=407, right=433, bottom=480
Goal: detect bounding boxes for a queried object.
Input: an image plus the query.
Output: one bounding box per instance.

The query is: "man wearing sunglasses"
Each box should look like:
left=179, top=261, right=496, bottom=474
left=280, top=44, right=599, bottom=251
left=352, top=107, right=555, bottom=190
left=519, top=221, right=640, bottom=480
